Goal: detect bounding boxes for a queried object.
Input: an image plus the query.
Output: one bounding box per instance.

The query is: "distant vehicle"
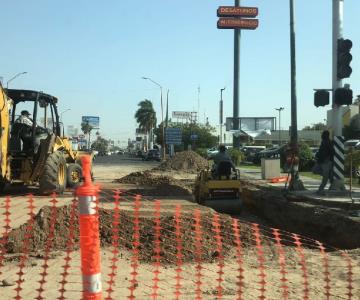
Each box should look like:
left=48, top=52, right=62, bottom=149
left=240, top=146, right=266, bottom=162
left=207, top=147, right=219, bottom=158
left=117, top=149, right=125, bottom=155
left=310, top=147, right=319, bottom=159
left=344, top=139, right=360, bottom=151
left=143, top=149, right=161, bottom=161
left=253, top=145, right=286, bottom=164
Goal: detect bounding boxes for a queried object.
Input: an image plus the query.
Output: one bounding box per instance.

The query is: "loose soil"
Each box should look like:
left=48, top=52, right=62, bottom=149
left=3, top=204, right=259, bottom=264
left=113, top=170, right=192, bottom=196
left=154, top=150, right=209, bottom=173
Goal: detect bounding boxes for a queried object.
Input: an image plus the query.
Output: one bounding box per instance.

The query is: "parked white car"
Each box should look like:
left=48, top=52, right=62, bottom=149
left=344, top=139, right=360, bottom=151
left=207, top=147, right=219, bottom=158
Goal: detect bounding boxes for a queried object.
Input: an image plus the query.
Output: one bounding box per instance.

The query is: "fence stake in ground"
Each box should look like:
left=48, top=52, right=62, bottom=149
left=77, top=155, right=102, bottom=300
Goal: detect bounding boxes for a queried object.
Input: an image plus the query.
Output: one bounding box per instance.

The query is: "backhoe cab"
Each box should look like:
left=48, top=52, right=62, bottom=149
left=0, top=86, right=84, bottom=193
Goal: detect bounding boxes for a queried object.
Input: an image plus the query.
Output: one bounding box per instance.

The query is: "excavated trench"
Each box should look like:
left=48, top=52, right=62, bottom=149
left=239, top=179, right=360, bottom=249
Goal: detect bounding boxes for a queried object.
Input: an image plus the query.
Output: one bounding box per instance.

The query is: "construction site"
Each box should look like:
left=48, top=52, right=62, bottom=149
left=0, top=150, right=359, bottom=299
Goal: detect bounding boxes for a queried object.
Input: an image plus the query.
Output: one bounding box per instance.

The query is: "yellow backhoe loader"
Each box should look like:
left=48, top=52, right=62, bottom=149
left=0, top=84, right=88, bottom=194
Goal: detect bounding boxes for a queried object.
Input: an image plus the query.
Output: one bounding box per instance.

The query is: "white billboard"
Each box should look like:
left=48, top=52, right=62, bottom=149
left=172, top=111, right=191, bottom=119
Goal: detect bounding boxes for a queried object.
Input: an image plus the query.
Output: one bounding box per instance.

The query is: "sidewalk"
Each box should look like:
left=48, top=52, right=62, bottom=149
left=239, top=167, right=360, bottom=212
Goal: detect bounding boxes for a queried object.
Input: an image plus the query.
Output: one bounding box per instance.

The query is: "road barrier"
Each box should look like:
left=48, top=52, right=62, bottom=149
left=76, top=156, right=101, bottom=300
left=0, top=162, right=358, bottom=299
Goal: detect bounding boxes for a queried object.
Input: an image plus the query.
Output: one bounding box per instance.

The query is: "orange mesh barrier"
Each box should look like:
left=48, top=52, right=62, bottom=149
left=0, top=162, right=359, bottom=299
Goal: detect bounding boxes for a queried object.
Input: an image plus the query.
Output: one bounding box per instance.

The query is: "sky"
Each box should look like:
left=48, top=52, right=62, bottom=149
left=1, top=0, right=360, bottom=146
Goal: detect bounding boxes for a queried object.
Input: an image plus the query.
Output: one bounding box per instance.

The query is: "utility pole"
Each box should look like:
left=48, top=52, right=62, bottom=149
left=233, top=0, right=241, bottom=149
left=220, top=87, right=226, bottom=145
left=288, top=0, right=304, bottom=191
left=330, top=0, right=346, bottom=190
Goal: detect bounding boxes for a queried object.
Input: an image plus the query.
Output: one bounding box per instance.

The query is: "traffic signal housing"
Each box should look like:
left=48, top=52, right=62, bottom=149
left=337, top=38, right=353, bottom=79
left=335, top=87, right=353, bottom=106
left=314, top=90, right=330, bottom=107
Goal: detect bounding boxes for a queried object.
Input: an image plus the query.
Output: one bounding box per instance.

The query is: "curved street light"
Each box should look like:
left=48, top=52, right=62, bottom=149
left=6, top=71, right=28, bottom=89
left=142, top=76, right=165, bottom=159
left=60, top=108, right=71, bottom=137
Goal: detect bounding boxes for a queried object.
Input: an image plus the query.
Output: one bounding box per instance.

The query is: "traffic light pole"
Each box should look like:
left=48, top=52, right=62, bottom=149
left=330, top=0, right=346, bottom=190
left=233, top=0, right=241, bottom=149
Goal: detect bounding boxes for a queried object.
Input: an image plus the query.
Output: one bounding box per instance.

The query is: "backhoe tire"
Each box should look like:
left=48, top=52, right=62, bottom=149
left=39, top=151, right=67, bottom=195
left=67, top=163, right=82, bottom=188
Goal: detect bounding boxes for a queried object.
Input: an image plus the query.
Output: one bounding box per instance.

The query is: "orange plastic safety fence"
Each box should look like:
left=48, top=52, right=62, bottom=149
left=105, top=190, right=121, bottom=300
left=0, top=188, right=359, bottom=300
left=58, top=197, right=78, bottom=300
left=14, top=195, right=35, bottom=300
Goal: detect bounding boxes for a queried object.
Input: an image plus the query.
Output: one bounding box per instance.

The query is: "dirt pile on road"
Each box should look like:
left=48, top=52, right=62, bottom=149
left=155, top=151, right=209, bottom=173
left=114, top=171, right=192, bottom=196
left=4, top=204, right=257, bottom=263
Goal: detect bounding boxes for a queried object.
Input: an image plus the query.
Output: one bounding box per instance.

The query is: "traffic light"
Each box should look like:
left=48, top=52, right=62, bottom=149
left=337, top=38, right=353, bottom=79
left=335, top=87, right=353, bottom=106
left=314, top=90, right=329, bottom=107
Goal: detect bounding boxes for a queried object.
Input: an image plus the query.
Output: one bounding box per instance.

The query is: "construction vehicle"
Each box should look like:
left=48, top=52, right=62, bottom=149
left=193, top=161, right=243, bottom=214
left=0, top=84, right=88, bottom=194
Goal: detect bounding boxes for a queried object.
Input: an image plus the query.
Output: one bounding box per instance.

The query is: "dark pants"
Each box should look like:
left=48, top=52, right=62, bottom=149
left=318, top=160, right=333, bottom=191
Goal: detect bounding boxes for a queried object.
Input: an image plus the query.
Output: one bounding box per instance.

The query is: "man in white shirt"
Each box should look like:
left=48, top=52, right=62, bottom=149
left=15, top=110, right=33, bottom=127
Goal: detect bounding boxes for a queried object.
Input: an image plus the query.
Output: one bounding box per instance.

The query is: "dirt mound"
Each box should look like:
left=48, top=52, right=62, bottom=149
left=115, top=170, right=178, bottom=186
left=114, top=171, right=192, bottom=196
left=3, top=205, right=256, bottom=264
left=155, top=151, right=209, bottom=173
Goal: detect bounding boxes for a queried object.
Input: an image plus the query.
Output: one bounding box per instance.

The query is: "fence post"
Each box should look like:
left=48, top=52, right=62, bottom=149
left=77, top=155, right=102, bottom=300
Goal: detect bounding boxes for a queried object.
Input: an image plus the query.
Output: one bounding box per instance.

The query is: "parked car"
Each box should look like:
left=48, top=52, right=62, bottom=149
left=207, top=147, right=219, bottom=158
left=344, top=139, right=360, bottom=151
left=240, top=146, right=266, bottom=162
left=143, top=149, right=161, bottom=161
left=253, top=145, right=287, bottom=164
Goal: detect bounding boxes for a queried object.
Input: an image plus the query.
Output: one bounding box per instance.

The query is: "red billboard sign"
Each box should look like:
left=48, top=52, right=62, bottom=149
left=217, top=6, right=258, bottom=18
left=217, top=18, right=259, bottom=30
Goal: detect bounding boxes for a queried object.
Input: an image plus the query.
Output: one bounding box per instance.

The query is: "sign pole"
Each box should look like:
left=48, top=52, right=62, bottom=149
left=233, top=0, right=241, bottom=149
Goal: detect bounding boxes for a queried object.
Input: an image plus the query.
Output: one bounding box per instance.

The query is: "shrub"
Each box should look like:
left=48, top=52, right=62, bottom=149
left=298, top=143, right=313, bottom=171
left=228, top=148, right=245, bottom=166
left=345, top=150, right=360, bottom=177
left=195, top=148, right=208, bottom=159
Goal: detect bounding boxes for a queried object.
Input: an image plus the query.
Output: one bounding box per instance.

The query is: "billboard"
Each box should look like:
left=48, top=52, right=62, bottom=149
left=82, top=116, right=100, bottom=128
left=217, top=18, right=259, bottom=30
left=172, top=111, right=191, bottom=119
left=226, top=117, right=275, bottom=131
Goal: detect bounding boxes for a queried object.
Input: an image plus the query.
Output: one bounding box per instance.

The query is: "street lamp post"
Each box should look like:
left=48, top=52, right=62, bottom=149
left=220, top=87, right=226, bottom=145
left=6, top=72, right=28, bottom=89
left=275, top=107, right=284, bottom=145
left=142, top=76, right=165, bottom=160
left=60, top=109, right=71, bottom=137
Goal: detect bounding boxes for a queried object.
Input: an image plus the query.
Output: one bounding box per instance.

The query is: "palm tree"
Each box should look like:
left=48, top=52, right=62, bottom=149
left=135, top=99, right=156, bottom=150
left=81, top=121, right=93, bottom=149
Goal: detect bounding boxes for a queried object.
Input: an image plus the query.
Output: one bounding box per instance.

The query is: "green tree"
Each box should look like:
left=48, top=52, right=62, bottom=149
left=154, top=122, right=217, bottom=149
left=134, top=99, right=157, bottom=150
left=81, top=121, right=93, bottom=149
left=302, top=123, right=326, bottom=131
left=91, top=136, right=109, bottom=153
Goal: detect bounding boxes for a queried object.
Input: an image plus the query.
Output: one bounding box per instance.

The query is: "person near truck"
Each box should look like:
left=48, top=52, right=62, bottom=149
left=316, top=130, right=334, bottom=194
